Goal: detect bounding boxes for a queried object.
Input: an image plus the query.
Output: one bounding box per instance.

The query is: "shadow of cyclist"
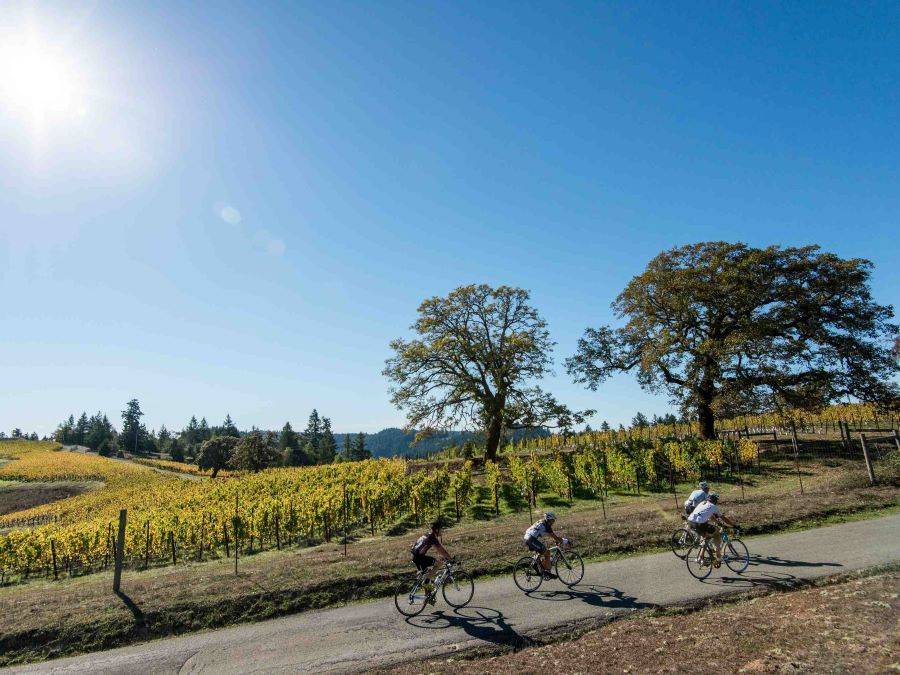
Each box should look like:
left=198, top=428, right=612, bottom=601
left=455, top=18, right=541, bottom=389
left=405, top=606, right=532, bottom=649
left=525, top=584, right=653, bottom=611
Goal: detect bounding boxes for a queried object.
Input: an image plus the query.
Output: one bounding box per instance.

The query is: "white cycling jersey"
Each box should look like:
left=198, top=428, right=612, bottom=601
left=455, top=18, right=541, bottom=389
left=688, top=501, right=721, bottom=524
left=684, top=488, right=708, bottom=510
left=524, top=519, right=553, bottom=541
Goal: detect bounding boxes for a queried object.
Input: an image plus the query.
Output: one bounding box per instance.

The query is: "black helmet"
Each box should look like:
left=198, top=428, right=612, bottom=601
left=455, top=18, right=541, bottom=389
left=708, top=492, right=720, bottom=504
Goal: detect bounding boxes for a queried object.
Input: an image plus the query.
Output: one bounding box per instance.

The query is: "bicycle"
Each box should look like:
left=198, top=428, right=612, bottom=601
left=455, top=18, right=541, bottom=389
left=670, top=516, right=700, bottom=559
left=685, top=526, right=749, bottom=580
left=393, top=558, right=474, bottom=617
left=513, top=539, right=584, bottom=592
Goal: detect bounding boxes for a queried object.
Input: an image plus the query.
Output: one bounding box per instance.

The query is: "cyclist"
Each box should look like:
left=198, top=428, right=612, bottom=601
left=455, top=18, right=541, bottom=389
left=524, top=512, right=565, bottom=579
left=683, top=481, right=710, bottom=517
left=686, top=493, right=738, bottom=567
left=410, top=520, right=451, bottom=603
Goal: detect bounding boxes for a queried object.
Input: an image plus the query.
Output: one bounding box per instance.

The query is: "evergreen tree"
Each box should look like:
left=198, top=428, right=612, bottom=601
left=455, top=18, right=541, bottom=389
left=280, top=422, right=303, bottom=465
left=318, top=418, right=337, bottom=463
left=198, top=417, right=211, bottom=443
left=600, top=420, right=610, bottom=432
left=221, top=414, right=239, bottom=437
left=342, top=434, right=353, bottom=461
left=631, top=411, right=649, bottom=428
left=303, top=409, right=322, bottom=456
left=75, top=412, right=89, bottom=445
left=184, top=416, right=200, bottom=446
left=158, top=424, right=172, bottom=451
left=119, top=398, right=148, bottom=455
left=351, top=432, right=370, bottom=461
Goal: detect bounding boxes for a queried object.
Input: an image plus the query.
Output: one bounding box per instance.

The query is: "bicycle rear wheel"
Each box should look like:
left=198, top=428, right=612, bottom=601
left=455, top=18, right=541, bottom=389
left=685, top=544, right=713, bottom=580
left=670, top=527, right=697, bottom=559
left=513, top=556, right=543, bottom=592
left=394, top=576, right=429, bottom=616
left=723, top=538, right=749, bottom=574
left=442, top=570, right=474, bottom=608
left=555, top=551, right=585, bottom=586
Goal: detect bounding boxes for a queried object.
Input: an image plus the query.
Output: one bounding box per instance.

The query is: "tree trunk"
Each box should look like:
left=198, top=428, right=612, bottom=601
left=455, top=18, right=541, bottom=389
left=484, top=413, right=503, bottom=461
left=698, top=398, right=716, bottom=440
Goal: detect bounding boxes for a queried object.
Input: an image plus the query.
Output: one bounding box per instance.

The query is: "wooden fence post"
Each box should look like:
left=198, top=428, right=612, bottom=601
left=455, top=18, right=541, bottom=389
left=169, top=531, right=176, bottom=565
left=892, top=429, right=900, bottom=453
left=144, top=522, right=151, bottom=570
left=275, top=512, right=281, bottom=551
left=113, top=509, right=127, bottom=593
left=859, top=434, right=876, bottom=486
left=51, top=539, right=58, bottom=580
left=790, top=423, right=804, bottom=495
left=234, top=493, right=239, bottom=576
left=198, top=514, right=206, bottom=562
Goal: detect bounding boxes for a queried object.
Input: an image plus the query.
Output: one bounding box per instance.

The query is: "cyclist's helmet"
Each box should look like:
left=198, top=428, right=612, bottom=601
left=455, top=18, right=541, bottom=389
left=699, top=481, right=709, bottom=491
left=544, top=512, right=556, bottom=522
left=708, top=493, right=719, bottom=504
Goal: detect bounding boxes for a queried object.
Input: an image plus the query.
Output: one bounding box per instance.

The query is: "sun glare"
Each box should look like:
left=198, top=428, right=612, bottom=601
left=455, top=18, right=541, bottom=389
left=0, top=34, right=86, bottom=132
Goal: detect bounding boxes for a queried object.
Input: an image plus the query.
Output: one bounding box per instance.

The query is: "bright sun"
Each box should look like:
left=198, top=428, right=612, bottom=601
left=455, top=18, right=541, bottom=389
left=0, top=35, right=86, bottom=130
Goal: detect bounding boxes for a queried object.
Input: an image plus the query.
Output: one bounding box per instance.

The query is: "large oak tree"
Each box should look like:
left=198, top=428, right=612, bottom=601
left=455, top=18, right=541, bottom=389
left=384, top=284, right=590, bottom=460
left=566, top=242, right=899, bottom=439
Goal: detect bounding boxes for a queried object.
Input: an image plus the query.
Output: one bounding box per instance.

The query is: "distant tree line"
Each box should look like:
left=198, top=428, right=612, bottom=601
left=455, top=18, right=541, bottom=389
left=0, top=429, right=41, bottom=441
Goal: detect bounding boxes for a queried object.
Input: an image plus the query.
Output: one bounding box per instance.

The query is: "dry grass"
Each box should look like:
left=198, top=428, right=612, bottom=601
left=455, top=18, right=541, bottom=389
left=0, top=480, right=101, bottom=517
left=391, top=569, right=900, bottom=674
left=0, top=459, right=896, bottom=666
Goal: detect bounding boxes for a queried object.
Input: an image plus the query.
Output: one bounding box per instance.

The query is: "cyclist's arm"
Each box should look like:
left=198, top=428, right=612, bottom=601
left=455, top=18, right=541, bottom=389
left=550, top=532, right=563, bottom=545
left=433, top=541, right=451, bottom=560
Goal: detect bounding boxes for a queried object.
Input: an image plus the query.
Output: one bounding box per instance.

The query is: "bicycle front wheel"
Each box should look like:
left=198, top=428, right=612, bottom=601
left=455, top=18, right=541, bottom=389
left=670, top=527, right=696, bottom=559
left=685, top=544, right=712, bottom=580
left=513, top=556, right=543, bottom=592
left=723, top=538, right=750, bottom=574
left=555, top=551, right=585, bottom=586
left=394, top=577, right=428, bottom=617
left=442, top=570, right=474, bottom=608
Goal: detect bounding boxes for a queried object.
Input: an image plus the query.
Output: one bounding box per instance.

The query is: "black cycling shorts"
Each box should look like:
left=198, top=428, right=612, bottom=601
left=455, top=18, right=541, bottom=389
left=524, top=536, right=546, bottom=553
left=690, top=521, right=717, bottom=538
left=413, top=553, right=435, bottom=571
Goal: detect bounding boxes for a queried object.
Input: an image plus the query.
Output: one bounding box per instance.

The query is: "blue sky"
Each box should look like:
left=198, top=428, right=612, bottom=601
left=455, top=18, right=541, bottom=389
left=1, top=1, right=898, bottom=437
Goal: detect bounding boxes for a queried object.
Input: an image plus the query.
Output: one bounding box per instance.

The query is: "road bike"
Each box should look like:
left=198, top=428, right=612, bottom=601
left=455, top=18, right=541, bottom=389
left=685, top=526, right=749, bottom=580
left=393, top=559, right=474, bottom=617
left=670, top=516, right=701, bottom=559
left=513, top=540, right=584, bottom=592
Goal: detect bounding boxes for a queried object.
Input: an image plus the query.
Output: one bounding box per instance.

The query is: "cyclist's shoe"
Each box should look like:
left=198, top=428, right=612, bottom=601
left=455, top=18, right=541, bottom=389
left=426, top=594, right=436, bottom=606
left=542, top=571, right=558, bottom=580
left=712, top=558, right=722, bottom=568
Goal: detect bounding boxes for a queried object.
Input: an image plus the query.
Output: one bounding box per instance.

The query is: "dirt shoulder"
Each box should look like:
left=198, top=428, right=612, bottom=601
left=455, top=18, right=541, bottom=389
left=388, top=567, right=900, bottom=674
left=0, top=462, right=896, bottom=666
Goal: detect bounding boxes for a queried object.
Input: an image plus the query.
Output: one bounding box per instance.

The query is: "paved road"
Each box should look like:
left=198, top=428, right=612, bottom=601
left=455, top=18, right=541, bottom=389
left=9, top=514, right=900, bottom=674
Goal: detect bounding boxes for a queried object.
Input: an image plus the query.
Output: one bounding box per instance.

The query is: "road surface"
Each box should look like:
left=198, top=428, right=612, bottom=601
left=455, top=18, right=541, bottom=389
left=8, top=514, right=900, bottom=674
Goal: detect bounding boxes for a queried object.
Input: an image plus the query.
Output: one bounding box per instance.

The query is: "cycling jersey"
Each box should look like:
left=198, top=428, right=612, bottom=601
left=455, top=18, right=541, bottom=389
left=688, top=501, right=721, bottom=524
left=684, top=489, right=708, bottom=511
left=411, top=531, right=438, bottom=556
left=524, top=519, right=554, bottom=541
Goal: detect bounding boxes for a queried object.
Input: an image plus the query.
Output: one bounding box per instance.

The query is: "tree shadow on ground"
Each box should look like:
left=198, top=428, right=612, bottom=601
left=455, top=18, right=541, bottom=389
left=525, top=583, right=654, bottom=611
left=406, top=606, right=532, bottom=649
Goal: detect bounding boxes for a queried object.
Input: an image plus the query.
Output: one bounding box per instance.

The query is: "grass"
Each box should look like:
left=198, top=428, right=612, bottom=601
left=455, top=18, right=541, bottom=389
left=385, top=565, right=900, bottom=674
left=0, top=457, right=896, bottom=666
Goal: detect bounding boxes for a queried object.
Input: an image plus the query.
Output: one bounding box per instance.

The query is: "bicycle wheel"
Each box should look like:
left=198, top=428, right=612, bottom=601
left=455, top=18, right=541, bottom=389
left=670, top=527, right=697, bottom=559
left=723, top=538, right=750, bottom=574
left=555, top=551, right=585, bottom=586
left=513, top=556, right=543, bottom=592
left=394, top=576, right=429, bottom=617
left=442, top=570, right=474, bottom=608
left=685, top=544, right=712, bottom=580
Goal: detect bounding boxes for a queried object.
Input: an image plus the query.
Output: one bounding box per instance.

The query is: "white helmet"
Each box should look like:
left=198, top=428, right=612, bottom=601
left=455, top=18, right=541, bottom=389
left=699, top=481, right=709, bottom=491
left=544, top=512, right=556, bottom=521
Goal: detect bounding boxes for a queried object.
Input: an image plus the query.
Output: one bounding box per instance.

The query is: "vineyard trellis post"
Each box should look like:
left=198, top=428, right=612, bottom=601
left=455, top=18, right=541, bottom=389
left=859, top=434, right=876, bottom=486
left=51, top=539, right=58, bottom=580
left=892, top=429, right=900, bottom=453
left=233, top=493, right=239, bottom=575
left=790, top=422, right=804, bottom=495
left=113, top=509, right=127, bottom=593
left=342, top=481, right=348, bottom=558
left=169, top=531, right=176, bottom=565
left=143, top=521, right=151, bottom=569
